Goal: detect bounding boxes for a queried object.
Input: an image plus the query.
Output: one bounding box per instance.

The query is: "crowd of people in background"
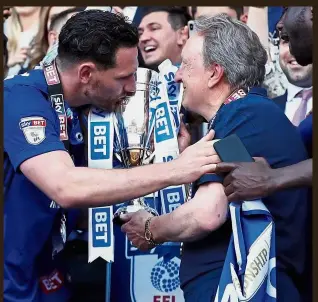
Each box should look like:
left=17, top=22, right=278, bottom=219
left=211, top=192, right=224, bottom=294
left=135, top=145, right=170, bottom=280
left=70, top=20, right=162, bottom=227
left=4, top=6, right=289, bottom=98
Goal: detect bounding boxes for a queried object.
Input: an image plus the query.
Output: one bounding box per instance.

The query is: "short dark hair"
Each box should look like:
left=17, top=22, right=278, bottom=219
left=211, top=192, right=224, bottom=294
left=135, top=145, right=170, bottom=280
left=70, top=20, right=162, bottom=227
left=57, top=10, right=139, bottom=70
left=229, top=6, right=244, bottom=19
left=141, top=6, right=191, bottom=30
left=49, top=7, right=86, bottom=32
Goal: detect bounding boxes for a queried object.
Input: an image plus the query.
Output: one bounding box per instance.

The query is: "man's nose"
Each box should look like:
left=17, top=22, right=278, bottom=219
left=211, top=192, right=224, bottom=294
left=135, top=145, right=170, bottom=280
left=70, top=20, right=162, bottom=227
left=139, top=30, right=151, bottom=43
left=125, top=76, right=136, bottom=96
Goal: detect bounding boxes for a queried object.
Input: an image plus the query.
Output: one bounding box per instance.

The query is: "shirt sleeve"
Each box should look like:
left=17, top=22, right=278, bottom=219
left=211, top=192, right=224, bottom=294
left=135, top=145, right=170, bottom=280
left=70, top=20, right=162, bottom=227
left=4, top=85, right=66, bottom=171
left=195, top=96, right=307, bottom=188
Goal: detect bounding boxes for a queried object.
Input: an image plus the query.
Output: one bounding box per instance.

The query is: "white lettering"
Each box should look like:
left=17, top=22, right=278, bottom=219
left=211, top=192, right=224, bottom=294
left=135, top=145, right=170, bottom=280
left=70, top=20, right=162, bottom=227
left=95, top=212, right=107, bottom=223
left=167, top=192, right=180, bottom=203
left=168, top=203, right=180, bottom=212
left=94, top=125, right=106, bottom=136
left=96, top=223, right=107, bottom=233
left=50, top=272, right=62, bottom=284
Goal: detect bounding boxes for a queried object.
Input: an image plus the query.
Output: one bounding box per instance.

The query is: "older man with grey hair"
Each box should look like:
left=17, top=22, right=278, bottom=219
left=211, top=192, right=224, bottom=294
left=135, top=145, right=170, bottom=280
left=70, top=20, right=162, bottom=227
left=121, top=14, right=309, bottom=301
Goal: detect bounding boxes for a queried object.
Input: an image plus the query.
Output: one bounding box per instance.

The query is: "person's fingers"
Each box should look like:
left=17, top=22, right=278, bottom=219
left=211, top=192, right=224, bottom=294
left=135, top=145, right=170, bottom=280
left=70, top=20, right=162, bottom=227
left=224, top=183, right=235, bottom=197
left=184, top=25, right=189, bottom=38
left=215, top=162, right=238, bottom=174
left=120, top=212, right=134, bottom=224
left=227, top=192, right=239, bottom=202
left=223, top=173, right=234, bottom=187
left=199, top=129, right=215, bottom=142
left=201, top=163, right=218, bottom=174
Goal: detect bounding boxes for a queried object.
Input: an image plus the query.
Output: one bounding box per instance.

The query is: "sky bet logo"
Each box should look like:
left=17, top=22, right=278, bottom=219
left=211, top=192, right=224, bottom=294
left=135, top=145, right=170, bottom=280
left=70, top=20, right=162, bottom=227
left=155, top=103, right=174, bottom=143
left=90, top=122, right=110, bottom=160
left=92, top=208, right=111, bottom=247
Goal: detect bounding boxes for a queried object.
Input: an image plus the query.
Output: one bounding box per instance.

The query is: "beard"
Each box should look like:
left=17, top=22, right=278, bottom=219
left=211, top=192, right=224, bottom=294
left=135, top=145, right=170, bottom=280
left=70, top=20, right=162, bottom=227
left=84, top=85, right=124, bottom=113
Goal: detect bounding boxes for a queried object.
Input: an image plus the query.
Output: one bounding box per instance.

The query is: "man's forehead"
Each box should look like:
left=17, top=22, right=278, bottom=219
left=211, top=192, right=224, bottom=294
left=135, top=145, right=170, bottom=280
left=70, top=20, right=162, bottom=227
left=183, top=35, right=203, bottom=59
left=113, top=47, right=138, bottom=74
left=139, top=11, right=169, bottom=28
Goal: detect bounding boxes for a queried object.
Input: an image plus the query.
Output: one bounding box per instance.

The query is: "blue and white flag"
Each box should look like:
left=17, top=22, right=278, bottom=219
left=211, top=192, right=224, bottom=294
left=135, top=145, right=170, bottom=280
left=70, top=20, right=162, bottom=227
left=153, top=60, right=187, bottom=261
left=215, top=200, right=277, bottom=302
left=88, top=107, right=115, bottom=263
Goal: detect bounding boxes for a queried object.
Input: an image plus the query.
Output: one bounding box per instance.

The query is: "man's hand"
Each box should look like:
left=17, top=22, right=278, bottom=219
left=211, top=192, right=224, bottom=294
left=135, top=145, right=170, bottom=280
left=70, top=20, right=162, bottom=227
left=177, top=117, right=191, bottom=153
left=121, top=210, right=154, bottom=251
left=171, top=129, right=220, bottom=185
left=215, top=157, right=277, bottom=201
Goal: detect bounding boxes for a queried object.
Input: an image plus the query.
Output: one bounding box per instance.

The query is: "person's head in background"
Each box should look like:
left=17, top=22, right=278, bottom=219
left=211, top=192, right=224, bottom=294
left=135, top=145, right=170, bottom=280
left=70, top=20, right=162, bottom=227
left=283, top=7, right=312, bottom=66
left=277, top=10, right=312, bottom=88
left=6, top=7, right=41, bottom=56
left=47, top=7, right=86, bottom=51
left=193, top=6, right=244, bottom=21
left=138, top=6, right=190, bottom=69
left=6, top=7, right=50, bottom=72
left=47, top=6, right=75, bottom=30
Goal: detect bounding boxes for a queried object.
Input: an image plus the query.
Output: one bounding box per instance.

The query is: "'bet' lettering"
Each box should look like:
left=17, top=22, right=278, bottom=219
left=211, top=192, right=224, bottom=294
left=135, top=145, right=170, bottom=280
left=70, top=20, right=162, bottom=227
left=155, top=103, right=174, bottom=142
left=162, top=187, right=184, bottom=213
left=92, top=208, right=111, bottom=247
left=167, top=192, right=180, bottom=204
left=90, top=122, right=110, bottom=160
left=156, top=107, right=170, bottom=136
left=39, top=270, right=64, bottom=294
left=94, top=212, right=108, bottom=242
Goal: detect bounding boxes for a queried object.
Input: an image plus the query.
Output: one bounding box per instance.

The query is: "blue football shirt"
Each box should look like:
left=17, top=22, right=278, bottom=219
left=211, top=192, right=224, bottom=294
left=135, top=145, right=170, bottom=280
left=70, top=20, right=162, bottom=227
left=4, top=69, right=84, bottom=302
left=180, top=88, right=310, bottom=300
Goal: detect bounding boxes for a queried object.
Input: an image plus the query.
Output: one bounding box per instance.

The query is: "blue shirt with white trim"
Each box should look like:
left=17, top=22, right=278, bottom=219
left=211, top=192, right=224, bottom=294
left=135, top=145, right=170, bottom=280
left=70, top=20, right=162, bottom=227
left=180, top=88, right=310, bottom=297
left=4, top=69, right=84, bottom=302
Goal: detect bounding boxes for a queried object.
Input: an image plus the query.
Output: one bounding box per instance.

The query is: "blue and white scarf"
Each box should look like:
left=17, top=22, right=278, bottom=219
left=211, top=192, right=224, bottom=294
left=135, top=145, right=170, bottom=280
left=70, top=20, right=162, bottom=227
left=215, top=200, right=277, bottom=301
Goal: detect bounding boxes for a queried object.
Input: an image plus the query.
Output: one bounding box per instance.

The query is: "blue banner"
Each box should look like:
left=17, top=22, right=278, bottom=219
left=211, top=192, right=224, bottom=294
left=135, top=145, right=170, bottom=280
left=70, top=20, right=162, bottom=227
left=215, top=201, right=277, bottom=301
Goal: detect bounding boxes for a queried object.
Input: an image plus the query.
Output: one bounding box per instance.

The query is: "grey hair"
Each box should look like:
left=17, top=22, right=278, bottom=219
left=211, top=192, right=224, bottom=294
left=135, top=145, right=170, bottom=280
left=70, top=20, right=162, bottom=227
left=194, top=14, right=267, bottom=90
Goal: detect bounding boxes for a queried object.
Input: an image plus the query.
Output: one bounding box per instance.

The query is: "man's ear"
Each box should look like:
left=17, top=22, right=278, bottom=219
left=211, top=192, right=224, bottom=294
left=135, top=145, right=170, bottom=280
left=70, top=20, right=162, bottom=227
left=240, top=13, right=248, bottom=24
left=77, top=62, right=96, bottom=84
left=207, top=64, right=224, bottom=89
left=177, top=26, right=189, bottom=46
left=48, top=30, right=57, bottom=48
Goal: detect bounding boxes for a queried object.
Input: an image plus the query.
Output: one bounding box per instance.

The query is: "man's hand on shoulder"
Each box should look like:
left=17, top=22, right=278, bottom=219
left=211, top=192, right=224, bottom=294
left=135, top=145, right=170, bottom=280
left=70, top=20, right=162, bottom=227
left=171, top=129, right=221, bottom=185
left=215, top=157, right=277, bottom=201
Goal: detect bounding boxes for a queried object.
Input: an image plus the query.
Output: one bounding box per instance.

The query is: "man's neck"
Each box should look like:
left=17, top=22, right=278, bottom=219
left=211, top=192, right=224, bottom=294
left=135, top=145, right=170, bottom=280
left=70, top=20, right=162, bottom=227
left=200, top=86, right=233, bottom=121
left=55, top=60, right=78, bottom=106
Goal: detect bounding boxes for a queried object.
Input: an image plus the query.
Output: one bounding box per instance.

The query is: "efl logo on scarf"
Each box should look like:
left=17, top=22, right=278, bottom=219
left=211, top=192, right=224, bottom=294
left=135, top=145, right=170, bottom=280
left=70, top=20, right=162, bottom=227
left=88, top=107, right=114, bottom=263
left=215, top=200, right=277, bottom=302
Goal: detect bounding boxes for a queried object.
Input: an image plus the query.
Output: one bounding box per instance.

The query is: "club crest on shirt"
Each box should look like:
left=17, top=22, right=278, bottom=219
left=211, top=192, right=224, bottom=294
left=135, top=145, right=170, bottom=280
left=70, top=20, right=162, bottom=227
left=19, top=116, right=46, bottom=145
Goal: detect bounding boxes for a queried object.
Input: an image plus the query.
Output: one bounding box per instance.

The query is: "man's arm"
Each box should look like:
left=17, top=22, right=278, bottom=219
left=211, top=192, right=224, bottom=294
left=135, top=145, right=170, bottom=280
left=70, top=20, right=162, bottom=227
left=151, top=182, right=228, bottom=243
left=20, top=130, right=219, bottom=208
left=120, top=182, right=228, bottom=250
left=215, top=157, right=312, bottom=202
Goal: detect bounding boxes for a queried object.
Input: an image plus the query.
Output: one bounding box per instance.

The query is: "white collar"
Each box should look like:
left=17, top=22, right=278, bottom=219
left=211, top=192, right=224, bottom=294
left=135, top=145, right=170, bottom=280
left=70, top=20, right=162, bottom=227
left=287, top=82, right=312, bottom=102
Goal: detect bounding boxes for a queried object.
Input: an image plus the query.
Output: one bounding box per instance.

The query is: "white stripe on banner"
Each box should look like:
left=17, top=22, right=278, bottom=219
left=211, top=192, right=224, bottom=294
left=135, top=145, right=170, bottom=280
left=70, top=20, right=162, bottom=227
left=214, top=200, right=276, bottom=302
left=230, top=205, right=243, bottom=271
left=155, top=60, right=187, bottom=216
left=88, top=107, right=114, bottom=263
left=242, top=200, right=268, bottom=212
